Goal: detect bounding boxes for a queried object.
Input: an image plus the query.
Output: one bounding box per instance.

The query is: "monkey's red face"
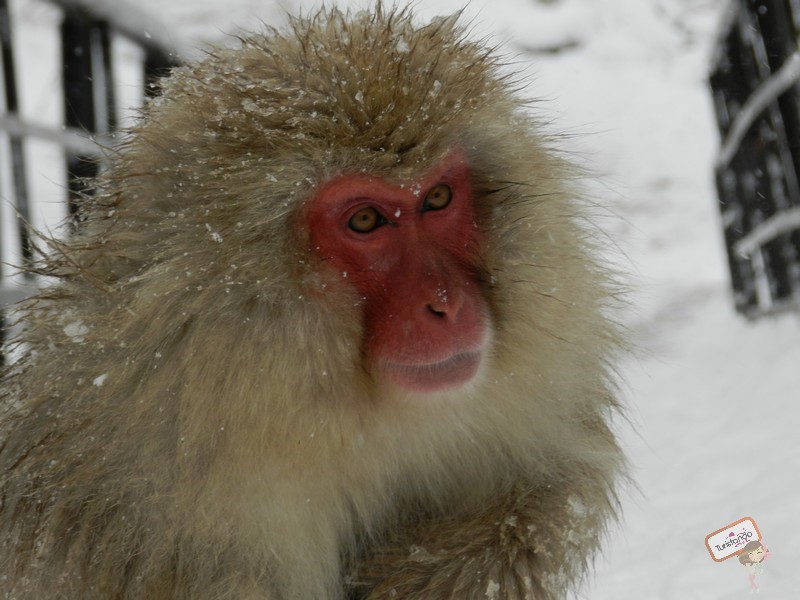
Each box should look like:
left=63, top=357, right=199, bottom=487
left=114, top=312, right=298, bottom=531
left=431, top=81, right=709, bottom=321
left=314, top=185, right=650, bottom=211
left=307, top=153, right=490, bottom=394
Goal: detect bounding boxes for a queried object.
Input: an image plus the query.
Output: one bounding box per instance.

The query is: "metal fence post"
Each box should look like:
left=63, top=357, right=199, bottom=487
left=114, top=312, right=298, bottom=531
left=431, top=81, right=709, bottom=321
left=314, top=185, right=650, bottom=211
left=1, top=0, right=33, bottom=268
left=61, top=11, right=116, bottom=218
left=0, top=0, right=182, bottom=363
left=710, top=0, right=800, bottom=317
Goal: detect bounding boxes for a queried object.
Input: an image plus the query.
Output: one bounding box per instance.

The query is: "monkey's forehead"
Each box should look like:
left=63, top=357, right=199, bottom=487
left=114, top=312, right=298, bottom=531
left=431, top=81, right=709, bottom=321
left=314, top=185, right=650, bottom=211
left=151, top=7, right=522, bottom=169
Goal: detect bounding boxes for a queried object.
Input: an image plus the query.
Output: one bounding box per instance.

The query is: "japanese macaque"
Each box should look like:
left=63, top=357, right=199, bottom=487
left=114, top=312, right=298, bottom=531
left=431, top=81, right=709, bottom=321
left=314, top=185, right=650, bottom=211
left=0, top=5, right=626, bottom=600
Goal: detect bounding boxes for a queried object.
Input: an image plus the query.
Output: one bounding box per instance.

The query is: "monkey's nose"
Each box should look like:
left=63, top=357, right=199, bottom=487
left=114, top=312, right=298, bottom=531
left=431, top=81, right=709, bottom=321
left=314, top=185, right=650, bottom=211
left=425, top=287, right=463, bottom=319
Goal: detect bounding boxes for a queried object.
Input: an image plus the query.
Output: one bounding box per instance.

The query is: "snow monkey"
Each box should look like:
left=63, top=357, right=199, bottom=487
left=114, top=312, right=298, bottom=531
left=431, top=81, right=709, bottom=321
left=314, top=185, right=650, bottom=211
left=0, top=5, right=626, bottom=599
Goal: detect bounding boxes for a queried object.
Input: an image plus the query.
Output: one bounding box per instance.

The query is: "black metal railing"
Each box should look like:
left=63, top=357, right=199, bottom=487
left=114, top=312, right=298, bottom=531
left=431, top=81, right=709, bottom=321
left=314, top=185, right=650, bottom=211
left=710, top=0, right=800, bottom=317
left=0, top=0, right=182, bottom=360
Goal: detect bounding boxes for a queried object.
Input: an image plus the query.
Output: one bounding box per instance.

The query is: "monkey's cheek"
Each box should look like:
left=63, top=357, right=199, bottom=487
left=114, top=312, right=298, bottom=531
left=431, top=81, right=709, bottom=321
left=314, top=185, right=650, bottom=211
left=379, top=350, right=484, bottom=393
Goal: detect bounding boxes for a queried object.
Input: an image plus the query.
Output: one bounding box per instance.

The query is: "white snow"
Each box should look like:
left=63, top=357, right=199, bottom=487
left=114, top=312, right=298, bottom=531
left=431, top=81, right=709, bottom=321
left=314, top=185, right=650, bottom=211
left=62, top=320, right=88, bottom=343
left=485, top=579, right=501, bottom=598
left=205, top=223, right=223, bottom=243
left=4, top=0, right=798, bottom=598
left=395, top=35, right=410, bottom=54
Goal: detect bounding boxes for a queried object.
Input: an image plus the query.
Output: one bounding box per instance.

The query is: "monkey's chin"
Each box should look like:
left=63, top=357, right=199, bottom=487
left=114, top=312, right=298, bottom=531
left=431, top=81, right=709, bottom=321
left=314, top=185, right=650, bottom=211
left=381, top=351, right=483, bottom=394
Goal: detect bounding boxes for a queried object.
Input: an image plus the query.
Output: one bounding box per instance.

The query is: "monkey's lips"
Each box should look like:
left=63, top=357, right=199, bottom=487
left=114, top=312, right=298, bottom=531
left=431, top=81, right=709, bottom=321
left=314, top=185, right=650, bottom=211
left=381, top=351, right=482, bottom=393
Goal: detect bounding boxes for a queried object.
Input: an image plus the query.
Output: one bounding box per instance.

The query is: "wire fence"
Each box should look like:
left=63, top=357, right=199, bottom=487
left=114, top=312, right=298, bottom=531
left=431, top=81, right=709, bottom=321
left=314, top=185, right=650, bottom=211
left=0, top=0, right=182, bottom=361
left=710, top=0, right=800, bottom=317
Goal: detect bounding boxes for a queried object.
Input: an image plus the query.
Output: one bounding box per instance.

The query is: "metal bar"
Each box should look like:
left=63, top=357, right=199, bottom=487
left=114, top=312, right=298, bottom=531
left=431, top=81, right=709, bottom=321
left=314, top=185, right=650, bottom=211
left=144, top=48, right=177, bottom=97
left=61, top=10, right=100, bottom=217
left=0, top=0, right=16, bottom=112
left=1, top=0, right=33, bottom=269
left=741, top=294, right=800, bottom=319
left=98, top=21, right=116, bottom=132
left=0, top=284, right=33, bottom=305
left=0, top=0, right=8, bottom=361
left=733, top=206, right=800, bottom=257
left=62, top=12, right=96, bottom=133
left=90, top=23, right=111, bottom=134
left=0, top=114, right=112, bottom=156
left=717, top=51, right=800, bottom=170
left=47, top=0, right=185, bottom=61
left=1, top=0, right=183, bottom=365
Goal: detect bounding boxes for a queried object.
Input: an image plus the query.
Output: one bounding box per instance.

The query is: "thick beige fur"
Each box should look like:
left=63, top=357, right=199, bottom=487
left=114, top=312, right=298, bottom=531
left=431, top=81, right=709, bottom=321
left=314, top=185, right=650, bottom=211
left=0, top=5, right=625, bottom=599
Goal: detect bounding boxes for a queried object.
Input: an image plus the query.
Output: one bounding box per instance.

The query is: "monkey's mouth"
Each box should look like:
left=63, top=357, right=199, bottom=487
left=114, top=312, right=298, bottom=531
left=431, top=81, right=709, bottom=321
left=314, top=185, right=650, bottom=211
left=381, top=351, right=482, bottom=393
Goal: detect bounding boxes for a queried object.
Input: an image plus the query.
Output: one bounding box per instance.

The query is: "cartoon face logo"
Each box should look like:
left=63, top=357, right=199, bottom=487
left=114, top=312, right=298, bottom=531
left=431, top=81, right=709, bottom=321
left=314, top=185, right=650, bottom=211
left=738, top=541, right=767, bottom=566
left=747, top=546, right=764, bottom=563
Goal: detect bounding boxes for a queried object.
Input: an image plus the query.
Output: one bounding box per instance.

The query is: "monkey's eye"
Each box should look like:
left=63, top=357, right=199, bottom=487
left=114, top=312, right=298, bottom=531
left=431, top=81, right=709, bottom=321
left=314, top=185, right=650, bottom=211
left=422, top=184, right=452, bottom=211
left=348, top=206, right=385, bottom=233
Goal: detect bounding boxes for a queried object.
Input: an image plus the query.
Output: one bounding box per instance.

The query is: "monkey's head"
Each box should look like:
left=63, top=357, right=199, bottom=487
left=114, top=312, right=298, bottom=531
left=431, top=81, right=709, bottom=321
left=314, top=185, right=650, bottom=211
left=75, top=5, right=612, bottom=410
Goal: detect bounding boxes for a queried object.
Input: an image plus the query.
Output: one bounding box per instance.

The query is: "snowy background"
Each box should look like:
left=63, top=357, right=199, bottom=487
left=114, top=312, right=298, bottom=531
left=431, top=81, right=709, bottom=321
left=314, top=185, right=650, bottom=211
left=3, top=0, right=798, bottom=597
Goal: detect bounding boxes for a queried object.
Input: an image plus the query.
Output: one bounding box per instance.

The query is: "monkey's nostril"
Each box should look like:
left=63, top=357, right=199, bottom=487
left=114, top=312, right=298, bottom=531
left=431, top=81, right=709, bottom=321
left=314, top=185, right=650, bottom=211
left=427, top=304, right=447, bottom=318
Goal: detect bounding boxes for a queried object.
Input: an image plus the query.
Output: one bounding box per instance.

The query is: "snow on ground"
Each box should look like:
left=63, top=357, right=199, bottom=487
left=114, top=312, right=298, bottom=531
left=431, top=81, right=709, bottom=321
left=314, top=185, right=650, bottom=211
left=5, top=0, right=799, bottom=597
